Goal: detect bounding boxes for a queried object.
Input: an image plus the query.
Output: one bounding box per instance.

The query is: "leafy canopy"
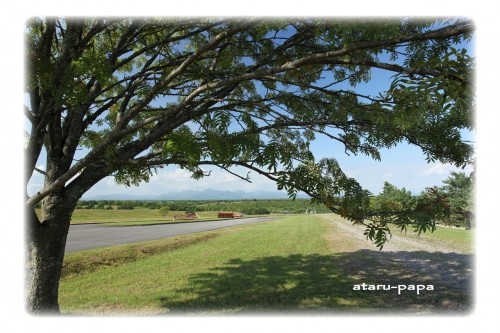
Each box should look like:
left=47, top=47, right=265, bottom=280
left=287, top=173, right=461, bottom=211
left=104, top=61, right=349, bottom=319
left=25, top=17, right=474, bottom=248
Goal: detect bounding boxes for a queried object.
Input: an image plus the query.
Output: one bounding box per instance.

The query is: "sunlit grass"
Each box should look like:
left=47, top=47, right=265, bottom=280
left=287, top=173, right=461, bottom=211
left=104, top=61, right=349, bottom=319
left=60, top=216, right=333, bottom=313
left=59, top=214, right=473, bottom=314
left=36, top=207, right=227, bottom=225
left=396, top=225, right=474, bottom=253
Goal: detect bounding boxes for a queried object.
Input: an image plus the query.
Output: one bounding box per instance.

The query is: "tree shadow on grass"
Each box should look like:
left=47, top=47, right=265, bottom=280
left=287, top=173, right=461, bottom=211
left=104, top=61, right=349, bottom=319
left=159, top=250, right=473, bottom=314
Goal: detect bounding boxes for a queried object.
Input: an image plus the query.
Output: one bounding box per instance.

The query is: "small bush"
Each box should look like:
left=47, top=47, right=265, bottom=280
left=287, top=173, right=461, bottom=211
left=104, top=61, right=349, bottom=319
left=117, top=204, right=134, bottom=210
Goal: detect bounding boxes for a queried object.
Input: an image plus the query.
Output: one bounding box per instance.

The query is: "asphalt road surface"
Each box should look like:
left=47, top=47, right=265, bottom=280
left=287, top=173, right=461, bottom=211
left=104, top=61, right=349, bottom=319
left=65, top=217, right=276, bottom=253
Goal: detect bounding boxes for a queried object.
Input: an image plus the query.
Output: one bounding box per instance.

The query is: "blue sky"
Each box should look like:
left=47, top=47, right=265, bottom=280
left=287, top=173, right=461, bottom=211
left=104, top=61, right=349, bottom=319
left=25, top=20, right=476, bottom=199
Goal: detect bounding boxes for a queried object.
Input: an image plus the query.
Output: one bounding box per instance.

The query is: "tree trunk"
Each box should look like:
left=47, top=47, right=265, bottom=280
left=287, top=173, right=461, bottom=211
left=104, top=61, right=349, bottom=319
left=25, top=197, right=74, bottom=314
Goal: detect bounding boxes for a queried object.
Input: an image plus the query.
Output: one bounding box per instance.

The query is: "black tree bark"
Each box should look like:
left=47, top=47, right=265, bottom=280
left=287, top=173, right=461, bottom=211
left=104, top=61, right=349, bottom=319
left=25, top=196, right=74, bottom=313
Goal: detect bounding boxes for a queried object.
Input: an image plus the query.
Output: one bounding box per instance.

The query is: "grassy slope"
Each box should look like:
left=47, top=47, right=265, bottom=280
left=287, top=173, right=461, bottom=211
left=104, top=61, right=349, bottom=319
left=60, top=215, right=331, bottom=313
left=59, top=214, right=473, bottom=314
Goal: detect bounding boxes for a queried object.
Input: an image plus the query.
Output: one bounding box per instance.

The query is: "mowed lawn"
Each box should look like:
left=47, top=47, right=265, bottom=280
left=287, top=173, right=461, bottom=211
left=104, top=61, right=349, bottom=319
left=60, top=215, right=332, bottom=313
left=59, top=215, right=473, bottom=314
left=37, top=207, right=223, bottom=226
left=71, top=207, right=176, bottom=224
left=419, top=226, right=474, bottom=253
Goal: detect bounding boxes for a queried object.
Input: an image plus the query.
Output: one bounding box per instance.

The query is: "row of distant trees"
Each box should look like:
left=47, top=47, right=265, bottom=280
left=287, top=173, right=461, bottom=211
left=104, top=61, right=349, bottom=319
left=73, top=198, right=331, bottom=215
left=373, top=171, right=473, bottom=229
left=71, top=171, right=474, bottom=227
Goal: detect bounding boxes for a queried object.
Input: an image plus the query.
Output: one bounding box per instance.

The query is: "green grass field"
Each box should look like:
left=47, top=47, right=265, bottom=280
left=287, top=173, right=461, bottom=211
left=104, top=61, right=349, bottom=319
left=59, top=214, right=473, bottom=314
left=60, top=215, right=332, bottom=313
left=393, top=225, right=474, bottom=253
left=71, top=207, right=168, bottom=223
left=37, top=208, right=234, bottom=226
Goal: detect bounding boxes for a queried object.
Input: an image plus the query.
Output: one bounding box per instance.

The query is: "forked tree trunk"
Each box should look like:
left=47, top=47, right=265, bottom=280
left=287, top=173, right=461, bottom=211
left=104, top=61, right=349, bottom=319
left=25, top=197, right=74, bottom=314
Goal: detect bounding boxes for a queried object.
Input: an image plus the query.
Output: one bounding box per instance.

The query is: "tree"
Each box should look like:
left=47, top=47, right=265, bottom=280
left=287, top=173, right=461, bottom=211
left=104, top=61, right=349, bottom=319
left=371, top=182, right=451, bottom=245
left=376, top=182, right=415, bottom=213
left=25, top=17, right=474, bottom=312
left=159, top=206, right=170, bottom=218
left=441, top=171, right=474, bottom=228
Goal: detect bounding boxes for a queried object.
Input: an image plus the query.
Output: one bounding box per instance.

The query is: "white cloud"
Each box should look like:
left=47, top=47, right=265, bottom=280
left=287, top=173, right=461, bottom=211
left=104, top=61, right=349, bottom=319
left=82, top=159, right=476, bottom=198
left=152, top=166, right=277, bottom=192
left=85, top=165, right=281, bottom=197
left=344, top=160, right=474, bottom=195
left=422, top=163, right=473, bottom=177
left=423, top=163, right=453, bottom=176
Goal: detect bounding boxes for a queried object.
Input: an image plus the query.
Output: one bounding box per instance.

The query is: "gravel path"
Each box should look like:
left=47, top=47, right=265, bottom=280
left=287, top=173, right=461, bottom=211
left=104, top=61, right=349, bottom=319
left=321, top=214, right=474, bottom=311
left=326, top=214, right=468, bottom=253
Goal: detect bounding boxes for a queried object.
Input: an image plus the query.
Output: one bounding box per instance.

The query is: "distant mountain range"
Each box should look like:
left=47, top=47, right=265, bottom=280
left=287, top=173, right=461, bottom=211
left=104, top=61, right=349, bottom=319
left=83, top=189, right=310, bottom=201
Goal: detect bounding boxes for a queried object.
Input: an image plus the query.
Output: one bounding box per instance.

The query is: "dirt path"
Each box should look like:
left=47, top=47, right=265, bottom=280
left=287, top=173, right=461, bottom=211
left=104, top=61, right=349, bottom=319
left=323, top=214, right=468, bottom=253
left=320, top=214, right=474, bottom=312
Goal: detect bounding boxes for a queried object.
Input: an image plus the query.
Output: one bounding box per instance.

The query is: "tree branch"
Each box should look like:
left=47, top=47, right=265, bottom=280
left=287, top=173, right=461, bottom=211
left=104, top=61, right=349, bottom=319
left=34, top=167, right=46, bottom=175
left=116, top=20, right=257, bottom=130
left=26, top=20, right=473, bottom=205
left=321, top=58, right=471, bottom=85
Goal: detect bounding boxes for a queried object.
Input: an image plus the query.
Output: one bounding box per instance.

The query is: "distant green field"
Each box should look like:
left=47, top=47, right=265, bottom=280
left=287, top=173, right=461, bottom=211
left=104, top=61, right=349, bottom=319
left=36, top=201, right=298, bottom=226
left=71, top=207, right=168, bottom=224
left=36, top=208, right=226, bottom=226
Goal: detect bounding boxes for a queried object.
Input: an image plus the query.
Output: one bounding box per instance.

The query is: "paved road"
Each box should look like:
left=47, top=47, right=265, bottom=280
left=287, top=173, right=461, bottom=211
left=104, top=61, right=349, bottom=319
left=65, top=217, right=276, bottom=253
